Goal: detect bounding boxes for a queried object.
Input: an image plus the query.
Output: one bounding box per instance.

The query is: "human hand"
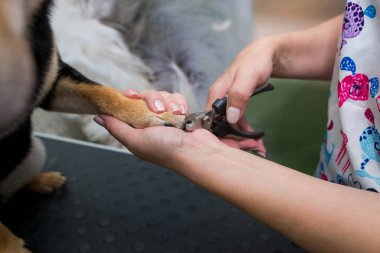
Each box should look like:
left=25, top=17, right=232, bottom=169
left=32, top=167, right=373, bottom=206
left=206, top=37, right=276, bottom=122
left=206, top=38, right=277, bottom=156
left=126, top=89, right=266, bottom=156
left=94, top=115, right=224, bottom=169
left=124, top=89, right=188, bottom=115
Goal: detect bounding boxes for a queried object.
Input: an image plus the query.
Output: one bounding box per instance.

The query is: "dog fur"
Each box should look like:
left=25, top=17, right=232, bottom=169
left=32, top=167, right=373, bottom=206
left=32, top=0, right=254, bottom=147
left=0, top=0, right=184, bottom=251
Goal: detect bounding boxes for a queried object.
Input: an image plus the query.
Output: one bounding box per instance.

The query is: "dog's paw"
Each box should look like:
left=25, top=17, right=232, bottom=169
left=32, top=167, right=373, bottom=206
left=0, top=224, right=31, bottom=253
left=136, top=111, right=186, bottom=129
left=25, top=172, right=66, bottom=194
left=115, top=98, right=186, bottom=129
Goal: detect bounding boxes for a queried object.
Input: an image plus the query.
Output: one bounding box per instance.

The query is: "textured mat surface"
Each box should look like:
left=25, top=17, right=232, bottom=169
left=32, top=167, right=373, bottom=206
left=1, top=136, right=306, bottom=253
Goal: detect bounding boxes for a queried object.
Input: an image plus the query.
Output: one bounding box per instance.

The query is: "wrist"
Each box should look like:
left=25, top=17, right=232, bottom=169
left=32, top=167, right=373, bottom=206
left=251, top=35, right=287, bottom=79
left=169, top=141, right=230, bottom=173
left=263, top=34, right=290, bottom=78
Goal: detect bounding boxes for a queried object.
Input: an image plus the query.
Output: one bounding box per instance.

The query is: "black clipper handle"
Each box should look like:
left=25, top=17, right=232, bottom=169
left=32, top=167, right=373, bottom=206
left=212, top=121, right=265, bottom=140
left=210, top=83, right=274, bottom=140
left=212, top=83, right=275, bottom=115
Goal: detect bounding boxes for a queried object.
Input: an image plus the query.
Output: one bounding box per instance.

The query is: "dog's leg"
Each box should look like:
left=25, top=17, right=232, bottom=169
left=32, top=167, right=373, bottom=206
left=0, top=223, right=31, bottom=253
left=0, top=136, right=64, bottom=201
left=41, top=63, right=185, bottom=129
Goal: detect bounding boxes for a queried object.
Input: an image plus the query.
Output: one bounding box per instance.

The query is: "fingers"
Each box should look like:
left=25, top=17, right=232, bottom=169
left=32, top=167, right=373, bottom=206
left=219, top=116, right=267, bottom=156
left=94, top=115, right=138, bottom=149
left=226, top=68, right=260, bottom=124
left=206, top=41, right=274, bottom=124
left=124, top=89, right=188, bottom=115
left=125, top=89, right=141, bottom=99
left=160, top=91, right=188, bottom=115
left=238, top=117, right=267, bottom=156
left=238, top=117, right=254, bottom=132
left=206, top=66, right=262, bottom=124
left=206, top=71, right=235, bottom=111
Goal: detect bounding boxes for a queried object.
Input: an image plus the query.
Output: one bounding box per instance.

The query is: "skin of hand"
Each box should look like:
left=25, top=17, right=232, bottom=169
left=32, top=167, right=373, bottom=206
left=124, top=89, right=189, bottom=115
left=95, top=115, right=222, bottom=167
left=123, top=90, right=266, bottom=155
left=206, top=15, right=343, bottom=155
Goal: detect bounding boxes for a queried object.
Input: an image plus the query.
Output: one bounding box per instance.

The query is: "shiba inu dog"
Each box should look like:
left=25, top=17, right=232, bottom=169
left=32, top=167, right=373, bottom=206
left=0, top=0, right=184, bottom=251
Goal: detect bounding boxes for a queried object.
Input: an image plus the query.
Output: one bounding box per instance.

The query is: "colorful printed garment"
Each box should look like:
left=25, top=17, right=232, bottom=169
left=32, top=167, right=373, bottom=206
left=316, top=0, right=380, bottom=192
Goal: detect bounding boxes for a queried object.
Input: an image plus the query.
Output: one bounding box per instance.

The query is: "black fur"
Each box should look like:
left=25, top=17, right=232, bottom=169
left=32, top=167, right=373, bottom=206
left=0, top=0, right=93, bottom=180
left=40, top=61, right=99, bottom=109
left=57, top=62, right=98, bottom=85
left=0, top=0, right=100, bottom=180
left=28, top=0, right=54, bottom=90
left=0, top=119, right=32, bottom=180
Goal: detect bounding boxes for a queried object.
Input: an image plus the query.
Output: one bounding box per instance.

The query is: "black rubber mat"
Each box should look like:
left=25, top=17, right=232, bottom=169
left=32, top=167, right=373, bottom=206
left=1, top=135, right=306, bottom=253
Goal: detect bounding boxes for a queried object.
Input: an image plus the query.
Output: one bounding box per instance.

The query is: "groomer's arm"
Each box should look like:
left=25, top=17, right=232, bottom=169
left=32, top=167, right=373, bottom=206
left=98, top=116, right=380, bottom=253
left=173, top=135, right=380, bottom=253
left=271, top=14, right=342, bottom=80
left=207, top=15, right=342, bottom=123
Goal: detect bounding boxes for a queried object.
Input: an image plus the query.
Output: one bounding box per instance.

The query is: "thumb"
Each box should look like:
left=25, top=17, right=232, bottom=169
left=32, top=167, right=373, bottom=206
left=94, top=115, right=138, bottom=147
left=226, top=70, right=261, bottom=124
left=206, top=73, right=236, bottom=111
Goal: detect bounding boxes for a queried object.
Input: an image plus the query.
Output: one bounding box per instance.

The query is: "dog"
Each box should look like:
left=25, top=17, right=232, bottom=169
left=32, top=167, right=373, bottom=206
left=32, top=0, right=254, bottom=147
left=0, top=0, right=184, bottom=252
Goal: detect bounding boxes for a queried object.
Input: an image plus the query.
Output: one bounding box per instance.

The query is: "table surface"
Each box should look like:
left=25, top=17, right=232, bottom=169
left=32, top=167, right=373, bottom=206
left=1, top=134, right=306, bottom=253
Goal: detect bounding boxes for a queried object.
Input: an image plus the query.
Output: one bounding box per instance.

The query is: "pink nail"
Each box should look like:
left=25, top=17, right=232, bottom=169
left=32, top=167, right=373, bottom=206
left=154, top=100, right=165, bottom=112
left=93, top=116, right=105, bottom=127
left=227, top=107, right=240, bottom=124
left=180, top=105, right=187, bottom=114
left=169, top=103, right=181, bottom=113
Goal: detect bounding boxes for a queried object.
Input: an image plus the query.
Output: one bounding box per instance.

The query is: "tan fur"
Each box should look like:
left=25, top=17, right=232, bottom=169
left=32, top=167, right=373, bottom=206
left=0, top=224, right=30, bottom=253
left=25, top=172, right=66, bottom=194
left=50, top=78, right=185, bottom=128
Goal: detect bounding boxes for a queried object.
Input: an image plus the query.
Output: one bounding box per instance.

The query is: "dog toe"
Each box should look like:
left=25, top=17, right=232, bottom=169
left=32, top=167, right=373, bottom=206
left=25, top=171, right=66, bottom=194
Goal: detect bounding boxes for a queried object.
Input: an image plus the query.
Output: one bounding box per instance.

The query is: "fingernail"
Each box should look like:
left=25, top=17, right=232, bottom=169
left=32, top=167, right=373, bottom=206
left=169, top=103, right=181, bottom=113
left=227, top=107, right=240, bottom=124
left=154, top=100, right=165, bottom=112
left=180, top=105, right=187, bottom=114
left=126, top=90, right=140, bottom=98
left=93, top=116, right=105, bottom=127
left=258, top=152, right=266, bottom=158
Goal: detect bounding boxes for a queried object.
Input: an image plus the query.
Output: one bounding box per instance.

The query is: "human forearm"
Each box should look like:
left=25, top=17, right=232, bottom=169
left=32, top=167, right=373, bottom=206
left=173, top=145, right=380, bottom=253
left=270, top=15, right=342, bottom=80
left=100, top=115, right=379, bottom=252
left=206, top=15, right=343, bottom=122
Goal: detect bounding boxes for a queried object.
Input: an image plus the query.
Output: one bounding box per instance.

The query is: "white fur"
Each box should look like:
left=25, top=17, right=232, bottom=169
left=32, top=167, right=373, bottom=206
left=212, top=19, right=232, bottom=32
left=34, top=0, right=156, bottom=148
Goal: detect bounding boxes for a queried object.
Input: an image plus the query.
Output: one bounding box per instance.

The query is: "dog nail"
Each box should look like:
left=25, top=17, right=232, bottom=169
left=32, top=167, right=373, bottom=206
left=93, top=116, right=105, bottom=127
left=227, top=107, right=240, bottom=124
left=154, top=100, right=165, bottom=112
